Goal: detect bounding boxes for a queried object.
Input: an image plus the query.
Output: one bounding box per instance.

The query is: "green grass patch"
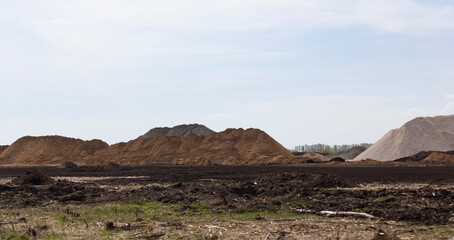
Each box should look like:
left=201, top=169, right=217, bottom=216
left=372, top=195, right=395, bottom=203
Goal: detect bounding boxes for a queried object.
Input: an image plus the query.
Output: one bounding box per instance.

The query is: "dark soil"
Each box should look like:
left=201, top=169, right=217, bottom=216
left=11, top=170, right=56, bottom=185
left=1, top=165, right=453, bottom=183
left=0, top=168, right=453, bottom=225
left=394, top=150, right=454, bottom=162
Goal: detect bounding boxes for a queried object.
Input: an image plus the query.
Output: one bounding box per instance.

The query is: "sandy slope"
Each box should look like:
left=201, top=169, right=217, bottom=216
left=354, top=115, right=454, bottom=161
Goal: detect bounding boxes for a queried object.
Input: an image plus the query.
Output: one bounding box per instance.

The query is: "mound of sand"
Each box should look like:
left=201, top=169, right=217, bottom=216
left=354, top=115, right=454, bottom=161
left=140, top=124, right=215, bottom=138
left=423, top=152, right=454, bottom=163
left=329, top=146, right=367, bottom=160
left=11, top=170, right=56, bottom=185
left=0, top=136, right=109, bottom=166
left=90, top=128, right=295, bottom=165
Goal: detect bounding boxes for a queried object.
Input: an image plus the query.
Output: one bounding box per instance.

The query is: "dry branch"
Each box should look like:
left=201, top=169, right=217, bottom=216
left=292, top=208, right=375, bottom=219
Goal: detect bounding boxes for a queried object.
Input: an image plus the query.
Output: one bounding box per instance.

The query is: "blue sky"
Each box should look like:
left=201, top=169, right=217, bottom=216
left=1, top=0, right=454, bottom=148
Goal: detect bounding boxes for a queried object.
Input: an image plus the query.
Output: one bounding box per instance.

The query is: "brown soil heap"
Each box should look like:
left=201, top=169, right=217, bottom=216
left=90, top=128, right=295, bottom=165
left=298, top=152, right=330, bottom=163
left=0, top=136, right=108, bottom=166
left=355, top=115, right=454, bottom=161
left=0, top=145, right=7, bottom=155
left=11, top=170, right=56, bottom=185
left=423, top=152, right=454, bottom=163
left=0, top=128, right=295, bottom=166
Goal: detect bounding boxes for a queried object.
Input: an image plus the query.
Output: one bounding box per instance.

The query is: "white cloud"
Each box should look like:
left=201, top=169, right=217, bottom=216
left=441, top=102, right=454, bottom=114
left=446, top=94, right=454, bottom=100
left=403, top=101, right=454, bottom=118
left=3, top=0, right=453, bottom=55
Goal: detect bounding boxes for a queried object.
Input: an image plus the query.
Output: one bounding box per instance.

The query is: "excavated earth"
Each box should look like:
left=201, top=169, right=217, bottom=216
left=0, top=128, right=297, bottom=166
left=0, top=165, right=453, bottom=225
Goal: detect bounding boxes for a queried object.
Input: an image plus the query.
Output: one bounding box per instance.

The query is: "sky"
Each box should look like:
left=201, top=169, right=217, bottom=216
left=1, top=0, right=454, bottom=149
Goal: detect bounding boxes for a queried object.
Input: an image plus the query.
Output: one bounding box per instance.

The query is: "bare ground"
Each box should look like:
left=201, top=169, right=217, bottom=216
left=0, top=165, right=453, bottom=239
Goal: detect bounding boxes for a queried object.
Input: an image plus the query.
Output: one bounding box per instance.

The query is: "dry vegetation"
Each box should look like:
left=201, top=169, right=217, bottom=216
left=1, top=175, right=453, bottom=240
left=1, top=195, right=453, bottom=239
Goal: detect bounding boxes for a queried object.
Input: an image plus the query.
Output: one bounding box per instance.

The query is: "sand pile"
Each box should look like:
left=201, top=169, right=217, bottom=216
left=0, top=136, right=108, bottom=166
left=329, top=146, right=367, bottom=160
left=354, top=115, right=454, bottom=161
left=140, top=123, right=215, bottom=138
left=89, top=128, right=295, bottom=165
left=11, top=170, right=56, bottom=185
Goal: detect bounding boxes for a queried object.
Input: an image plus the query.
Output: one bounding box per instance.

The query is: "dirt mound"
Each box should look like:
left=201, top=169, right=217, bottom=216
left=103, top=162, right=123, bottom=171
left=329, top=157, right=345, bottom=162
left=298, top=152, right=330, bottom=163
left=354, top=115, right=454, bottom=161
left=0, top=136, right=109, bottom=166
left=61, top=161, right=78, bottom=169
left=11, top=170, right=56, bottom=185
left=140, top=123, right=215, bottom=138
left=90, top=128, right=295, bottom=165
left=0, top=145, right=8, bottom=155
left=423, top=152, right=454, bottom=163
left=351, top=159, right=382, bottom=165
left=393, top=151, right=433, bottom=162
left=329, top=146, right=367, bottom=160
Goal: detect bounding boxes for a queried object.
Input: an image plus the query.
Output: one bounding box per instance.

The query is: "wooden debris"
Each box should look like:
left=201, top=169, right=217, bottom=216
left=292, top=208, right=375, bottom=219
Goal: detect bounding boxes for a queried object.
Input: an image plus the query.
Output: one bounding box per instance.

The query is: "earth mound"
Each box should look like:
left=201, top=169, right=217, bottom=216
left=329, top=146, right=367, bottom=160
left=354, top=115, right=454, bottom=161
left=61, top=161, right=78, bottom=169
left=11, top=170, right=56, bottom=185
left=103, top=162, right=123, bottom=171
left=0, top=145, right=8, bottom=155
left=423, top=152, right=454, bottom=163
left=140, top=123, right=215, bottom=138
left=298, top=152, right=330, bottom=163
left=0, top=136, right=109, bottom=166
left=393, top=151, right=433, bottom=162
left=90, top=128, right=295, bottom=165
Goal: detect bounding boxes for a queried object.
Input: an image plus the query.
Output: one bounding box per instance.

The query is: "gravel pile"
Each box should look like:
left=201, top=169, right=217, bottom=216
left=140, top=124, right=215, bottom=137
left=354, top=115, right=454, bottom=161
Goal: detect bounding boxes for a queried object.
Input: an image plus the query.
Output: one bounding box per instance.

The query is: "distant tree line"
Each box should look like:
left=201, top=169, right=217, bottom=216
left=292, top=143, right=372, bottom=153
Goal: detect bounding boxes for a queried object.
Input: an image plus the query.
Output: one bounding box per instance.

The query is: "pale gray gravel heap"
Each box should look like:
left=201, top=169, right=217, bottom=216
left=140, top=124, right=215, bottom=137
left=354, top=115, right=454, bottom=161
